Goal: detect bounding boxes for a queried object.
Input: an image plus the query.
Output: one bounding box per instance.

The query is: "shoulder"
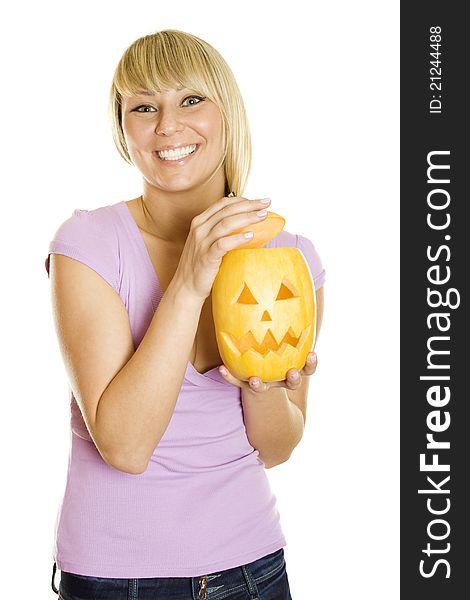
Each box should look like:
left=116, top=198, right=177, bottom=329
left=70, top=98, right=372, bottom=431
left=45, top=202, right=122, bottom=293
left=53, top=202, right=120, bottom=234
left=263, top=229, right=326, bottom=290
left=262, top=228, right=316, bottom=250
left=48, top=202, right=122, bottom=254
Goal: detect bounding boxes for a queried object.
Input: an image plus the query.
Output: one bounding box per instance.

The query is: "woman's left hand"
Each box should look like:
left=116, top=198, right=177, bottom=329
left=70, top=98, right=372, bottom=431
left=218, top=351, right=318, bottom=393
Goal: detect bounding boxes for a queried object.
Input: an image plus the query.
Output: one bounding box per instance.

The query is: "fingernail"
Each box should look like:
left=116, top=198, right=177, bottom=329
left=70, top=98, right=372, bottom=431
left=260, top=198, right=271, bottom=204
left=308, top=354, right=317, bottom=364
left=251, top=379, right=260, bottom=387
left=219, top=367, right=228, bottom=376
left=291, top=372, right=300, bottom=380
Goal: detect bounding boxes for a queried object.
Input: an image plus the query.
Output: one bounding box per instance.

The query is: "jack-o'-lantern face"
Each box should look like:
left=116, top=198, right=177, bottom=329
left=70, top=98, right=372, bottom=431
left=212, top=247, right=316, bottom=382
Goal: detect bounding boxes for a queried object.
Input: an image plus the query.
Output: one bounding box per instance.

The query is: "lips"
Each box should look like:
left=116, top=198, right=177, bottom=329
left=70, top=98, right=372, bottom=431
left=155, top=143, right=199, bottom=152
left=154, top=144, right=199, bottom=162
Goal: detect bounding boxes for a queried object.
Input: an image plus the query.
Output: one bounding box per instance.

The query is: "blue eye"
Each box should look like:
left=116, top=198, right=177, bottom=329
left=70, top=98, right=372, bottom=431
left=133, top=95, right=205, bottom=113
left=134, top=105, right=156, bottom=113
left=182, top=95, right=206, bottom=106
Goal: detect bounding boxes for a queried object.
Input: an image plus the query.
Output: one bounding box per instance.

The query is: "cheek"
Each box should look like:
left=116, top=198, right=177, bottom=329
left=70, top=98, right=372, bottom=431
left=122, top=119, right=136, bottom=148
left=122, top=116, right=151, bottom=145
left=197, top=108, right=224, bottom=147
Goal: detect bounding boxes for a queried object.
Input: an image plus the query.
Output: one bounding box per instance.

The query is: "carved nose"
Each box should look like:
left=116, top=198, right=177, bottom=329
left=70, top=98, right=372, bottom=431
left=261, top=310, right=272, bottom=321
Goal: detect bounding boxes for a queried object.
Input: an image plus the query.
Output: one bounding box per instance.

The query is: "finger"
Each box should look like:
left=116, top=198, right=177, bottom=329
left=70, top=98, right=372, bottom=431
left=300, top=352, right=318, bottom=376
left=200, top=198, right=272, bottom=261
left=263, top=379, right=286, bottom=388
left=218, top=366, right=245, bottom=389
left=248, top=376, right=269, bottom=393
left=214, top=201, right=271, bottom=234
left=196, top=196, right=270, bottom=230
left=208, top=205, right=270, bottom=251
left=285, top=369, right=303, bottom=390
left=215, top=196, right=271, bottom=221
left=192, top=194, right=244, bottom=225
left=208, top=230, right=258, bottom=260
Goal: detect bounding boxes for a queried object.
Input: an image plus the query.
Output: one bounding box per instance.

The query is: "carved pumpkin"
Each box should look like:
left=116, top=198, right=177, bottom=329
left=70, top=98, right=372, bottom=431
left=212, top=212, right=316, bottom=382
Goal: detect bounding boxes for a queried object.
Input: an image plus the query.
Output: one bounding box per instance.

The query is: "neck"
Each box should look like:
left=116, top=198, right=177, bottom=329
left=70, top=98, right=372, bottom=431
left=138, top=172, right=228, bottom=245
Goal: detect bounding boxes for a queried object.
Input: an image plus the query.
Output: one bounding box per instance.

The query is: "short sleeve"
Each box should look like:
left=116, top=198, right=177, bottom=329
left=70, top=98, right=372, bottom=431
left=45, top=208, right=119, bottom=293
left=296, top=234, right=326, bottom=290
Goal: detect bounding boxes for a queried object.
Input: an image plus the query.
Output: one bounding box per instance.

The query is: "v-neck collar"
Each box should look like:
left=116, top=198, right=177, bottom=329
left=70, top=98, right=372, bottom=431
left=118, top=200, right=163, bottom=310
left=116, top=200, right=230, bottom=387
left=184, top=361, right=230, bottom=387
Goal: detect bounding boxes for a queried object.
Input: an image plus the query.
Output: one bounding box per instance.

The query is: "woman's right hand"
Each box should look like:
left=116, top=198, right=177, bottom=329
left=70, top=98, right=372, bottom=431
left=174, top=195, right=272, bottom=300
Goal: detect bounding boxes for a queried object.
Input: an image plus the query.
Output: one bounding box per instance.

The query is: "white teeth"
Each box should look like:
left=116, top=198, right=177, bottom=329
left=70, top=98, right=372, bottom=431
left=157, top=144, right=196, bottom=160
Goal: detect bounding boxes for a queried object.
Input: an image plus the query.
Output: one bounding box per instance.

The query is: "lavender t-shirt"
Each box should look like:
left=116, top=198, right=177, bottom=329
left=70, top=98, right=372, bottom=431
left=45, top=200, right=326, bottom=578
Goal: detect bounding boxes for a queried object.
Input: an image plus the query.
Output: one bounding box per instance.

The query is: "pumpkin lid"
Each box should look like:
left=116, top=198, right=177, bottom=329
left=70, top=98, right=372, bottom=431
left=231, top=211, right=286, bottom=248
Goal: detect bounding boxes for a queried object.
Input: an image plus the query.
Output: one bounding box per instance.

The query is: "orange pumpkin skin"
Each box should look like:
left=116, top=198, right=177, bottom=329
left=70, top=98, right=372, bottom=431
left=231, top=211, right=286, bottom=249
left=212, top=247, right=316, bottom=382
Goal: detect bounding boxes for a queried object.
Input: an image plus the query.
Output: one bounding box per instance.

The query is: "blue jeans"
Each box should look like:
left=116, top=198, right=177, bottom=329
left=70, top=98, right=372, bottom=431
left=51, top=548, right=292, bottom=599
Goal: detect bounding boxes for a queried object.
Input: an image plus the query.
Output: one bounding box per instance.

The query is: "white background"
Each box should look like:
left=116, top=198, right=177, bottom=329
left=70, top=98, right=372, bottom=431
left=1, top=1, right=399, bottom=597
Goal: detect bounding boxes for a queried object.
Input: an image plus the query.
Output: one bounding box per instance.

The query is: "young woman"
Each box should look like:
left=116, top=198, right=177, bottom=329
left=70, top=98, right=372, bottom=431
left=47, top=29, right=325, bottom=599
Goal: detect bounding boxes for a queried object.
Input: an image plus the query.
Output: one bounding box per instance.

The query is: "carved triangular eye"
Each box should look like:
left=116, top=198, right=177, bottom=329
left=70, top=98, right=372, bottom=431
left=276, top=281, right=297, bottom=300
left=236, top=283, right=258, bottom=304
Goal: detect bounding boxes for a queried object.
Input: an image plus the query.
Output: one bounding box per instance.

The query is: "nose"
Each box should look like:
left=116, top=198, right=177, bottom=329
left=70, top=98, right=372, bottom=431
left=154, top=106, right=184, bottom=136
left=261, top=310, right=272, bottom=321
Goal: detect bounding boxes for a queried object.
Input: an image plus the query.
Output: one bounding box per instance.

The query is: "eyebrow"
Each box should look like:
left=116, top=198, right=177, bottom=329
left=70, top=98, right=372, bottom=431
left=136, top=86, right=186, bottom=95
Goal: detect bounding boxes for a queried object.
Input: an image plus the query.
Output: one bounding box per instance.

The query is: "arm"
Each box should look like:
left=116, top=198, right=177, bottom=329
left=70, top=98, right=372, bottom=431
left=238, top=286, right=324, bottom=468
left=241, top=384, right=306, bottom=468
left=50, top=253, right=204, bottom=475
left=95, top=276, right=204, bottom=473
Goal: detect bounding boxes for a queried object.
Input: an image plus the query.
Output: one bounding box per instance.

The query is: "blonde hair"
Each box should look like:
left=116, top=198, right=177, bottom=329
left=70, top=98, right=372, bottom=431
left=108, top=29, right=251, bottom=196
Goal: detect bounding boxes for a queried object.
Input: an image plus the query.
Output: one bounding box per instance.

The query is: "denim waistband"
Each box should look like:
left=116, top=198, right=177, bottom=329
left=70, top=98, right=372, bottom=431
left=51, top=548, right=289, bottom=599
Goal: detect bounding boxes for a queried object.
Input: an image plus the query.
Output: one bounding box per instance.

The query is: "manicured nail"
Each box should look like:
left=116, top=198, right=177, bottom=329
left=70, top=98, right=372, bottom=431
left=260, top=198, right=271, bottom=204
left=308, top=354, right=317, bottom=364
left=219, top=367, right=228, bottom=376
left=291, top=372, right=300, bottom=380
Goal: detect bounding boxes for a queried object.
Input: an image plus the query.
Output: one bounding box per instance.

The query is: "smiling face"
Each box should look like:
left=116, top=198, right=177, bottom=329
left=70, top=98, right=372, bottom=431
left=121, top=85, right=226, bottom=193
left=212, top=248, right=316, bottom=382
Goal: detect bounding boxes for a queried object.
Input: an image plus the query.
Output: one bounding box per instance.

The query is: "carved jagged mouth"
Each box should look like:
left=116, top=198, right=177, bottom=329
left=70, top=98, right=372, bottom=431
left=221, top=326, right=311, bottom=357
